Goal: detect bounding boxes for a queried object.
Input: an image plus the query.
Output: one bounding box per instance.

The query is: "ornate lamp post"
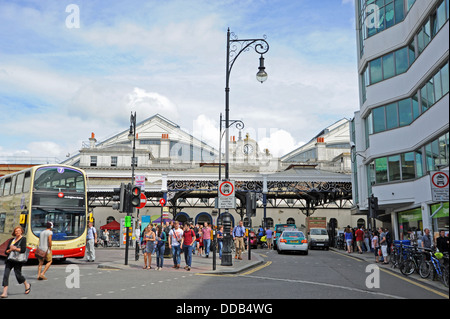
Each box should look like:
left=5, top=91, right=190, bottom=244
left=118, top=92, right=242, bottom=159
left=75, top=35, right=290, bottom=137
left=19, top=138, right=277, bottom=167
left=222, top=28, right=269, bottom=266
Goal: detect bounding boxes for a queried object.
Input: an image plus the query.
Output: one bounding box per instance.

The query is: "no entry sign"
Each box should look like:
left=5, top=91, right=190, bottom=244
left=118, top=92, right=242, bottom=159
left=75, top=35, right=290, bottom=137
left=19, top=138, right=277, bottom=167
left=431, top=171, right=449, bottom=202
left=218, top=180, right=235, bottom=209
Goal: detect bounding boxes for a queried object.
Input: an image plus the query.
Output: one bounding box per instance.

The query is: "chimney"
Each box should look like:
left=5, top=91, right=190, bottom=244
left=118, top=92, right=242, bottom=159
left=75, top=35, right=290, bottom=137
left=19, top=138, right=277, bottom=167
left=89, top=132, right=97, bottom=148
left=160, top=133, right=170, bottom=159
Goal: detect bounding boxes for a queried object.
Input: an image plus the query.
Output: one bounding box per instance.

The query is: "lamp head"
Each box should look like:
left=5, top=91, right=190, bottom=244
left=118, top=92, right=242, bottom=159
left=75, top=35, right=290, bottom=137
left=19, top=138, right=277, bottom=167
left=256, top=55, right=268, bottom=83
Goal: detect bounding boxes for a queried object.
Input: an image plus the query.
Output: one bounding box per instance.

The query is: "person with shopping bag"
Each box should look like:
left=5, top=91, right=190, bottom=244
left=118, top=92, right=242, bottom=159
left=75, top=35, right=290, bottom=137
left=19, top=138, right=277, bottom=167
left=1, top=226, right=31, bottom=298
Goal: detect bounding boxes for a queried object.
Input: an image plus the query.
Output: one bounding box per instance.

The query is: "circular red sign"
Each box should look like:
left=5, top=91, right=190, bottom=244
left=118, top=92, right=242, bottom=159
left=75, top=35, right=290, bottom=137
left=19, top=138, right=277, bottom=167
left=58, top=192, right=64, bottom=198
left=159, top=198, right=166, bottom=206
left=137, top=193, right=147, bottom=209
left=219, top=181, right=234, bottom=197
left=432, top=171, right=449, bottom=188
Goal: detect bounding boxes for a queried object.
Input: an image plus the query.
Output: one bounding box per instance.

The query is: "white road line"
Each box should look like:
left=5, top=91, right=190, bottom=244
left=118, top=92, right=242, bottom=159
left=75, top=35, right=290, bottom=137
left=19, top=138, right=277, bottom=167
left=242, top=274, right=404, bottom=299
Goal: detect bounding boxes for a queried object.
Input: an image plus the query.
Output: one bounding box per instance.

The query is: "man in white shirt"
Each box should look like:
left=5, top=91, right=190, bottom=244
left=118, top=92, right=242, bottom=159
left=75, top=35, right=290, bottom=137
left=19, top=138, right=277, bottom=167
left=37, top=222, right=53, bottom=280
left=169, top=221, right=184, bottom=269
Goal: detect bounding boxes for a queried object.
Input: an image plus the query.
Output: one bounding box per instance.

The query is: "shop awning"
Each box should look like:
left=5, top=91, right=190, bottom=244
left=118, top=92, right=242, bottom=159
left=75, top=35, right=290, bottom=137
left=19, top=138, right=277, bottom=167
left=100, top=220, right=120, bottom=230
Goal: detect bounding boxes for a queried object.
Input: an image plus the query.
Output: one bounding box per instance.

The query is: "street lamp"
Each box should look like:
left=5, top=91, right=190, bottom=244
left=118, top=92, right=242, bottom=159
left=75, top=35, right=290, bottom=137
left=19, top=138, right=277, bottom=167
left=222, top=28, right=269, bottom=266
left=125, top=111, right=136, bottom=265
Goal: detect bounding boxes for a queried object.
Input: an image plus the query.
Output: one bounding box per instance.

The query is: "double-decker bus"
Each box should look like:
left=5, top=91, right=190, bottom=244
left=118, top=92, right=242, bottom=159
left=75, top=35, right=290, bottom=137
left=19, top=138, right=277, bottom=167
left=0, top=165, right=88, bottom=260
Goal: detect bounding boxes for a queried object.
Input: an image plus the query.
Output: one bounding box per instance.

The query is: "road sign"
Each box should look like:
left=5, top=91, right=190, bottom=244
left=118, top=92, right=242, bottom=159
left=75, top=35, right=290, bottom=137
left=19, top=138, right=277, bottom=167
left=218, top=180, right=235, bottom=209
left=159, top=198, right=166, bottom=206
left=430, top=170, right=449, bottom=202
left=137, top=193, right=147, bottom=209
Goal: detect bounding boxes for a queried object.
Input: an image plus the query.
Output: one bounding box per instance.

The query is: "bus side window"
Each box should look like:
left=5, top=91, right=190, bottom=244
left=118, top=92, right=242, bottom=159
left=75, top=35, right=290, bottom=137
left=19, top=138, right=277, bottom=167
left=23, top=172, right=31, bottom=193
left=15, top=173, right=24, bottom=194
left=10, top=175, right=16, bottom=196
left=4, top=178, right=11, bottom=196
left=0, top=213, right=6, bottom=233
left=0, top=178, right=4, bottom=197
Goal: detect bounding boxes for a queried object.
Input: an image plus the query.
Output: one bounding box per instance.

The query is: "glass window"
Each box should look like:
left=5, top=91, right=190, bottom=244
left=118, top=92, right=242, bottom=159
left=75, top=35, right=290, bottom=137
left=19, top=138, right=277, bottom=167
left=412, top=94, right=420, bottom=120
left=385, top=2, right=395, bottom=28
left=111, top=156, right=117, bottom=167
left=415, top=150, right=424, bottom=178
left=402, top=152, right=416, bottom=180
left=386, top=102, right=398, bottom=130
left=408, top=41, right=415, bottom=64
left=370, top=58, right=383, bottom=84
left=377, top=5, right=386, bottom=32
left=418, top=29, right=425, bottom=53
left=421, top=86, right=429, bottom=112
left=398, top=98, right=412, bottom=126
left=15, top=173, right=24, bottom=194
left=423, top=20, right=431, bottom=48
left=439, top=134, right=448, bottom=165
left=434, top=71, right=443, bottom=101
left=441, top=63, right=449, bottom=95
left=437, top=0, right=447, bottom=32
left=375, top=157, right=388, bottom=184
left=426, top=77, right=435, bottom=106
left=395, top=47, right=409, bottom=75
left=388, top=155, right=401, bottom=181
left=407, top=0, right=416, bottom=11
left=383, top=53, right=395, bottom=79
left=425, top=143, right=435, bottom=171
left=373, top=106, right=386, bottom=133
left=23, top=172, right=31, bottom=193
left=394, top=0, right=404, bottom=23
left=90, top=156, right=97, bottom=167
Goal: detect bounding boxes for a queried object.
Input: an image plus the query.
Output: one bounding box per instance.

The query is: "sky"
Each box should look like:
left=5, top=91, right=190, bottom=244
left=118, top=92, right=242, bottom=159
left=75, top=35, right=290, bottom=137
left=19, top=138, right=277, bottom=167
left=0, top=0, right=358, bottom=162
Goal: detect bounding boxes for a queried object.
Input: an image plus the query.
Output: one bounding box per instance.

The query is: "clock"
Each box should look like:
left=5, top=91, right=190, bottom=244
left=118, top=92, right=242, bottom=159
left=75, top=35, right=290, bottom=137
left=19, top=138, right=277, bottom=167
left=243, top=144, right=254, bottom=155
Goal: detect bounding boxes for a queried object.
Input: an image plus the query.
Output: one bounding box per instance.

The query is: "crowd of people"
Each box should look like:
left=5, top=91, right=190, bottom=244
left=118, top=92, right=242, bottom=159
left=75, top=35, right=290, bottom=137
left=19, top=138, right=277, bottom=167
left=342, top=225, right=449, bottom=264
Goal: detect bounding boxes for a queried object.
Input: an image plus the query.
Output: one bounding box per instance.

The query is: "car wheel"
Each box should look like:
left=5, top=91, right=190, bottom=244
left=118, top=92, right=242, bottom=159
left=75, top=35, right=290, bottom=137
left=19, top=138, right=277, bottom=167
left=277, top=249, right=282, bottom=254
left=304, top=250, right=308, bottom=255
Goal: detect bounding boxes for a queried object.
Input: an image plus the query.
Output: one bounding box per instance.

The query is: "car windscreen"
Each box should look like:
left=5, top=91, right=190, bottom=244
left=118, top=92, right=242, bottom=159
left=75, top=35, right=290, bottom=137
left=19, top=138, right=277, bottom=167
left=311, top=229, right=328, bottom=235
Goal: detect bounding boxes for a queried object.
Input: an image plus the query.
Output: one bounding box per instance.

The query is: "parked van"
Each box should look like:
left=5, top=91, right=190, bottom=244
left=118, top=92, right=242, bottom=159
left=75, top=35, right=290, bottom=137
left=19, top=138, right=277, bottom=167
left=308, top=228, right=330, bottom=250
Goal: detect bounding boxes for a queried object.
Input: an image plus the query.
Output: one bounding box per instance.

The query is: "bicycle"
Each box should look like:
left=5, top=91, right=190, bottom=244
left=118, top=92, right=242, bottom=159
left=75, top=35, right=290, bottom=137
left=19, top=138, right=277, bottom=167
left=419, top=248, right=449, bottom=287
left=398, top=245, right=426, bottom=276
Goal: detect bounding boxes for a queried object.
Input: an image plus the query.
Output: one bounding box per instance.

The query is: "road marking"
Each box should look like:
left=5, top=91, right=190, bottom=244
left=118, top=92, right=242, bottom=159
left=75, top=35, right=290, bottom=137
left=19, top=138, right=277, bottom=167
left=240, top=261, right=272, bottom=276
left=243, top=274, right=404, bottom=299
left=377, top=267, right=449, bottom=299
left=331, top=249, right=448, bottom=299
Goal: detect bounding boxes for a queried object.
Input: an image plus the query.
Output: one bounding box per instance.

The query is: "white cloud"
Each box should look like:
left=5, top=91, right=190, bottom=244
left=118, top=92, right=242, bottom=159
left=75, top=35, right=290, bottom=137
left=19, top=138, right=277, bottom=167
left=258, top=129, right=304, bottom=158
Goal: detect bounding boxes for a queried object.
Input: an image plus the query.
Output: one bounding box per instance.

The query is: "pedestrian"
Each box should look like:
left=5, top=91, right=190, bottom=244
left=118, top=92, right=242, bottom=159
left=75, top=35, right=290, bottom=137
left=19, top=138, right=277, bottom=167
left=421, top=228, right=432, bottom=249
left=378, top=227, right=388, bottom=264
left=217, top=226, right=224, bottom=258
left=1, top=226, right=31, bottom=298
left=143, top=225, right=155, bottom=269
left=202, top=222, right=212, bottom=258
left=232, top=220, right=246, bottom=260
left=37, top=222, right=53, bottom=280
left=344, top=227, right=353, bottom=253
left=265, top=227, right=273, bottom=250
left=155, top=224, right=167, bottom=270
left=436, top=230, right=449, bottom=253
left=103, top=229, right=110, bottom=247
left=169, top=221, right=183, bottom=269
left=86, top=222, right=97, bottom=262
left=385, top=227, right=392, bottom=255
left=355, top=226, right=364, bottom=254
left=182, top=223, right=196, bottom=271
left=372, top=230, right=380, bottom=263
left=197, top=225, right=204, bottom=256
left=363, top=228, right=371, bottom=252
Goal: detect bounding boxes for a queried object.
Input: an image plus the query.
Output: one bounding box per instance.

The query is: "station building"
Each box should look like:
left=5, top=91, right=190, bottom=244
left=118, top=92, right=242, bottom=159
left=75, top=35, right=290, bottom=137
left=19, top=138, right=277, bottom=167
left=61, top=114, right=363, bottom=233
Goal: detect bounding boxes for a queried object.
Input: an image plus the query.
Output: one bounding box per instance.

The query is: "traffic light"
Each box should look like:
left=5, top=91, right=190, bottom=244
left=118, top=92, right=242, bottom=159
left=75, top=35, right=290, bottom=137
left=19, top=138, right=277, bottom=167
left=369, top=195, right=378, bottom=218
left=131, top=186, right=141, bottom=207
left=112, top=183, right=126, bottom=212
left=124, top=215, right=131, bottom=228
left=246, top=192, right=257, bottom=218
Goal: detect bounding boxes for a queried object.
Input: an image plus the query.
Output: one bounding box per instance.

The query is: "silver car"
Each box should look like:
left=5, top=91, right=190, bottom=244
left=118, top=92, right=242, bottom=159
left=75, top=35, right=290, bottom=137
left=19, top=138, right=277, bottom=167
left=277, top=230, right=308, bottom=255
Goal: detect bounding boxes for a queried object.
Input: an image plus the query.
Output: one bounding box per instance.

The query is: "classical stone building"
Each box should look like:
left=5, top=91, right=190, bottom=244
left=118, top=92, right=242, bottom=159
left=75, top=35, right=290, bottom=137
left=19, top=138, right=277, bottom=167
left=62, top=114, right=362, bottom=234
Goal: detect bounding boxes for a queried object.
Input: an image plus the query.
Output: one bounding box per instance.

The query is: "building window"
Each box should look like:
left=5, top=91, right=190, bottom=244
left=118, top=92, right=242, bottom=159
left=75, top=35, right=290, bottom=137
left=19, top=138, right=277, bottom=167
left=397, top=207, right=422, bottom=240
left=111, top=156, right=118, bottom=167
left=90, top=156, right=97, bottom=167
left=265, top=218, right=274, bottom=228
left=287, top=218, right=295, bottom=225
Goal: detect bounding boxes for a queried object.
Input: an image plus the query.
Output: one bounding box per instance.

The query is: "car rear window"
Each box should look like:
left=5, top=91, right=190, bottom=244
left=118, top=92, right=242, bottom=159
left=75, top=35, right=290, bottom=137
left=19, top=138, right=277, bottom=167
left=283, top=232, right=304, bottom=238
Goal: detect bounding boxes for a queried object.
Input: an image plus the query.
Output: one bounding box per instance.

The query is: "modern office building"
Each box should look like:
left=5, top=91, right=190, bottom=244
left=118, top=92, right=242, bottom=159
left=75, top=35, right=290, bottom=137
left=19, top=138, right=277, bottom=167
left=351, top=0, right=449, bottom=239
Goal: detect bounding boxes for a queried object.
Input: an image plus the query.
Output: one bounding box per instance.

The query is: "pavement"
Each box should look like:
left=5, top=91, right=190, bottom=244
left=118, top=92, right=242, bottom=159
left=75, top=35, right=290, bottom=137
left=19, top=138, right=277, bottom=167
left=97, top=248, right=265, bottom=275
left=329, top=247, right=449, bottom=294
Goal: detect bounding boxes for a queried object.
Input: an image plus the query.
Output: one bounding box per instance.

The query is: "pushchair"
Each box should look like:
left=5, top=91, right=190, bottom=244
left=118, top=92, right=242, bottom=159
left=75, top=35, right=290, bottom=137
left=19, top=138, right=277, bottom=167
left=258, top=235, right=268, bottom=249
